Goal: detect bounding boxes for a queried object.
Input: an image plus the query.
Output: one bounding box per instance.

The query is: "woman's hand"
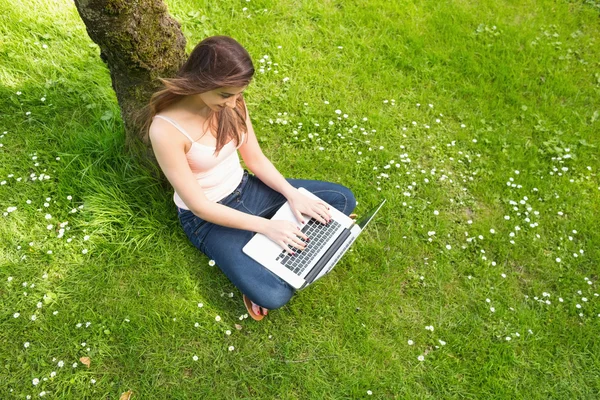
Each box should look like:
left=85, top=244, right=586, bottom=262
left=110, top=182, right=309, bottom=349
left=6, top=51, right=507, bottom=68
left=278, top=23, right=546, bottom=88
left=261, top=219, right=309, bottom=255
left=287, top=191, right=331, bottom=225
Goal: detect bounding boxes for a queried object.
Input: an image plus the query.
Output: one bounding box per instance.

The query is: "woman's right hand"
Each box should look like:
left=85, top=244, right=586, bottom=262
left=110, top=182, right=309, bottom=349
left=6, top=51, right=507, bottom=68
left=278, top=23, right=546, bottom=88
left=261, top=219, right=309, bottom=255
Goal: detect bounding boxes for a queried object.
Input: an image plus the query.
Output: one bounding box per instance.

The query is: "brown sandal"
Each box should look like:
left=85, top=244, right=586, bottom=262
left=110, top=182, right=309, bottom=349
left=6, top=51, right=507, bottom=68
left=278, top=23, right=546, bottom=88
left=243, top=294, right=267, bottom=321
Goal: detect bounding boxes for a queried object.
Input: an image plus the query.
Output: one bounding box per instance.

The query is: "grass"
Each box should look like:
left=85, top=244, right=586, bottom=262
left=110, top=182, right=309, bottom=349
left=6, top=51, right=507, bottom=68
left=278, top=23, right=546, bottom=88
left=1, top=0, right=599, bottom=398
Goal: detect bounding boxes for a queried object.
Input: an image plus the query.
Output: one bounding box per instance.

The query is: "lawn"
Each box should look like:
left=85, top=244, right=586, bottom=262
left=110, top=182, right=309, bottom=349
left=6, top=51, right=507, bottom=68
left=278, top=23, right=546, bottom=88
left=1, top=0, right=599, bottom=398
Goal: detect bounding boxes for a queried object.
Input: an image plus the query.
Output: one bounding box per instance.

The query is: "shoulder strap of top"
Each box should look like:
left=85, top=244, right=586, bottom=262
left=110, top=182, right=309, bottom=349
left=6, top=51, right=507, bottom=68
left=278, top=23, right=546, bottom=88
left=154, top=115, right=195, bottom=143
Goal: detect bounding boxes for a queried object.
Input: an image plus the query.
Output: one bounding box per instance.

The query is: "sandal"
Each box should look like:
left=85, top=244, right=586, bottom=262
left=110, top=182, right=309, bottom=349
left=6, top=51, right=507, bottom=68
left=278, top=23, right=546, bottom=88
left=243, top=294, right=268, bottom=321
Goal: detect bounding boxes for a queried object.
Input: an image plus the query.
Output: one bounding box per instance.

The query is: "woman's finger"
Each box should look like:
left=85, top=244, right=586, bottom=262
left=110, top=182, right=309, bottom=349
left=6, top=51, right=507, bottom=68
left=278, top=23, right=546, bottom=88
left=280, top=240, right=295, bottom=255
left=310, top=209, right=329, bottom=225
left=292, top=209, right=305, bottom=225
left=295, top=228, right=309, bottom=242
left=289, top=236, right=306, bottom=250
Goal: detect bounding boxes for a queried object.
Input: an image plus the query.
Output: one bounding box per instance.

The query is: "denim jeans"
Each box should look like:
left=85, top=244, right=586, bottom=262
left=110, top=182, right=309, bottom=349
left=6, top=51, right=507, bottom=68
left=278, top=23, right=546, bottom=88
left=177, top=171, right=356, bottom=309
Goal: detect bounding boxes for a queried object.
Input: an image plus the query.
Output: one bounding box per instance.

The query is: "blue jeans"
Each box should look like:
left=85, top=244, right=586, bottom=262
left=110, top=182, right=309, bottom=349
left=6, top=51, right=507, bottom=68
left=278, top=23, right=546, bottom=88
left=177, top=171, right=356, bottom=309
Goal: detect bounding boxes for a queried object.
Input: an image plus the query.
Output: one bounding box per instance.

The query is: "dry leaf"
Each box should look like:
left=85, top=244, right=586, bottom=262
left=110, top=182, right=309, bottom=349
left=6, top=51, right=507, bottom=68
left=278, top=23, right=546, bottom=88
left=120, top=390, right=133, bottom=400
left=79, top=356, right=91, bottom=368
left=235, top=324, right=243, bottom=330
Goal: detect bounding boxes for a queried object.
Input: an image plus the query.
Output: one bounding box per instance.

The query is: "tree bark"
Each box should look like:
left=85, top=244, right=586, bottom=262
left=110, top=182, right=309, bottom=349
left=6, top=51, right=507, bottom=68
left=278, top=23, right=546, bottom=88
left=73, top=0, right=186, bottom=149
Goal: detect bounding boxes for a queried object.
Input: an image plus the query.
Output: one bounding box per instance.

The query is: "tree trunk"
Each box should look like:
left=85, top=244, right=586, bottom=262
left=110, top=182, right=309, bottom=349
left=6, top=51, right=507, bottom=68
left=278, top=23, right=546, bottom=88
left=73, top=0, right=186, bottom=149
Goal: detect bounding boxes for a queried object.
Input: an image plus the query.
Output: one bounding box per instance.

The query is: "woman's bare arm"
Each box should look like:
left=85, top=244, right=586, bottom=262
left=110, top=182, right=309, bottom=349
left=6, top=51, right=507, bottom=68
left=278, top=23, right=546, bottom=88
left=149, top=119, right=306, bottom=253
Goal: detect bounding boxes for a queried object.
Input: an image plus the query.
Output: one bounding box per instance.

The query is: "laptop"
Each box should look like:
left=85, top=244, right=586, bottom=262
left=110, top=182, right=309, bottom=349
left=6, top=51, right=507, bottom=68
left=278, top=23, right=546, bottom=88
left=243, top=188, right=386, bottom=289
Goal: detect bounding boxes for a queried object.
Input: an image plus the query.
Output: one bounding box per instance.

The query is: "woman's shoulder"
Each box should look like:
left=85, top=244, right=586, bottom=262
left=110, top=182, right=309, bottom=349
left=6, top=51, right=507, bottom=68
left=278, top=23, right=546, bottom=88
left=149, top=112, right=189, bottom=145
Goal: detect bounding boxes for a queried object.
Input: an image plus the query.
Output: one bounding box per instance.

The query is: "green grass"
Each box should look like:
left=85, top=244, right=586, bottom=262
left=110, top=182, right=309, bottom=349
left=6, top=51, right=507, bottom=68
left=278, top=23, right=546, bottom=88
left=1, top=0, right=599, bottom=398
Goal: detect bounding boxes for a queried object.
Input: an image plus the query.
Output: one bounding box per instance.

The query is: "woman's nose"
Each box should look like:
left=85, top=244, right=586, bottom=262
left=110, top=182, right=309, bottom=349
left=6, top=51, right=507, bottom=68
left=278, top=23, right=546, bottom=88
left=226, top=97, right=237, bottom=108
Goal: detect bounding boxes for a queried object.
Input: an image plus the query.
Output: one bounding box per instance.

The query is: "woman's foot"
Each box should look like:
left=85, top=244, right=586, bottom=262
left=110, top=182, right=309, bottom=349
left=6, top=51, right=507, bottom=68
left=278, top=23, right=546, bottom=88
left=243, top=294, right=268, bottom=321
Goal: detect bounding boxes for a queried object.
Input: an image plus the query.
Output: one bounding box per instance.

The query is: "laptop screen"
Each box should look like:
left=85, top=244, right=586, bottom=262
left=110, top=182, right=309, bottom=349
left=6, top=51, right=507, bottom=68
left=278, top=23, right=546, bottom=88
left=355, top=199, right=386, bottom=229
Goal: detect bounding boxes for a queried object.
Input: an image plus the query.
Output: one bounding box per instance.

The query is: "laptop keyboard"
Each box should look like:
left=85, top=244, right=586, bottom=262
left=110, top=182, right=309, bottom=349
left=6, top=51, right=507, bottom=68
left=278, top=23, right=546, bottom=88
left=276, top=218, right=341, bottom=274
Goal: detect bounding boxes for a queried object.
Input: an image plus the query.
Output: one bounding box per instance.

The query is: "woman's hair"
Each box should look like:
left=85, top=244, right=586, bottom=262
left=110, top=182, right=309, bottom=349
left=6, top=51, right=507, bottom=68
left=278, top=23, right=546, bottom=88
left=142, top=36, right=255, bottom=154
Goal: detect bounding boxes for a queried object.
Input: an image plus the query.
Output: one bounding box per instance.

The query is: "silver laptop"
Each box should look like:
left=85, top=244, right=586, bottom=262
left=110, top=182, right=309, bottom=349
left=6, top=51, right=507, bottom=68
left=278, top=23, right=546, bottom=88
left=243, top=188, right=386, bottom=289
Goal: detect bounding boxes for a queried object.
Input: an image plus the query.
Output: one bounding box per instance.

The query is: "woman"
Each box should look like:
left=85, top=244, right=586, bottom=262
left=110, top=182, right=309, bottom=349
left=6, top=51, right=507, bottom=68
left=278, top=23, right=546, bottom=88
left=145, top=36, right=356, bottom=320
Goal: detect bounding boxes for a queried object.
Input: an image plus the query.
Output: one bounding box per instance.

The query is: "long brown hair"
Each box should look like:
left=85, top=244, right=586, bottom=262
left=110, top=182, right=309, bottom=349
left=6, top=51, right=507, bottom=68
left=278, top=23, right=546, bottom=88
left=142, top=36, right=255, bottom=153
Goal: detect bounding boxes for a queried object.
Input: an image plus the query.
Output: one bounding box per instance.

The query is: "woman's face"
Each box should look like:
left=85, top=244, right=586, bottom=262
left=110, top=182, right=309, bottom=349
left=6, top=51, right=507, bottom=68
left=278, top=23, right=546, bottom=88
left=199, top=86, right=247, bottom=112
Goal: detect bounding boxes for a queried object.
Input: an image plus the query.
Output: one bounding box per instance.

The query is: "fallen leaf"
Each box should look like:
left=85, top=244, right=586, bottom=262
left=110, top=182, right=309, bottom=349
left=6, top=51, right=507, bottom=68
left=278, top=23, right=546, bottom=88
left=79, top=356, right=91, bottom=368
left=120, top=390, right=133, bottom=400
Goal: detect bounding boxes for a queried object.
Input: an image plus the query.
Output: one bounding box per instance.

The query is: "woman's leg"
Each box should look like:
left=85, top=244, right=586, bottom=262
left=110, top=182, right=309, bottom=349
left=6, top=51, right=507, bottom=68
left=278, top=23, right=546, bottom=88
left=178, top=173, right=356, bottom=310
left=199, top=225, right=294, bottom=310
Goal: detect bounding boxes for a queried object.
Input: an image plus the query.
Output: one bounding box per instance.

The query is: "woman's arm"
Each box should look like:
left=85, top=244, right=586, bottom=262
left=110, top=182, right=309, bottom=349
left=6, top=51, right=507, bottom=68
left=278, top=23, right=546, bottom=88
left=238, top=107, right=331, bottom=225
left=149, top=118, right=306, bottom=253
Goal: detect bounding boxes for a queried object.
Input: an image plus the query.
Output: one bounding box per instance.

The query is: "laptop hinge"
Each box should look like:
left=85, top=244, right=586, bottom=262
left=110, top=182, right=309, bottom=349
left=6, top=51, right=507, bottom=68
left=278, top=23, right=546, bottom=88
left=304, top=228, right=352, bottom=284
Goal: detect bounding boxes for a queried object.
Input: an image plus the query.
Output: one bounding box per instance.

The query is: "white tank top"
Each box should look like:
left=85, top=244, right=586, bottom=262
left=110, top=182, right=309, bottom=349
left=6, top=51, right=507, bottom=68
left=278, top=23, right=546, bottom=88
left=153, top=115, right=245, bottom=209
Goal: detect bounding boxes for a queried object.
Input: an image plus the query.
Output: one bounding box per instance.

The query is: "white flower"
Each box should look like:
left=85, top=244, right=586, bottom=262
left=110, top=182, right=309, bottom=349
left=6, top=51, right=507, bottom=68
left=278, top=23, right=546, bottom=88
left=39, top=391, right=46, bottom=397
left=72, top=363, right=78, bottom=368
left=13, top=313, right=20, bottom=318
left=198, top=302, right=204, bottom=308
left=446, top=245, right=451, bottom=250
left=24, top=342, right=30, bottom=348
left=407, top=340, right=414, bottom=345
left=417, top=355, right=425, bottom=361
left=193, top=355, right=198, bottom=361
left=506, top=336, right=511, bottom=341
left=58, top=360, right=64, bottom=367
left=215, top=315, right=221, bottom=322
left=433, top=210, right=439, bottom=215
left=83, top=235, right=90, bottom=241
left=367, top=390, right=373, bottom=395
left=228, top=346, right=235, bottom=351
left=208, top=260, right=216, bottom=266
left=490, top=307, right=495, bottom=312
left=438, top=339, right=446, bottom=346
left=91, top=379, right=96, bottom=384
left=33, top=378, right=39, bottom=385
left=556, top=257, right=561, bottom=262
left=225, top=330, right=231, bottom=335
left=31, top=315, right=37, bottom=321
left=50, top=371, right=56, bottom=378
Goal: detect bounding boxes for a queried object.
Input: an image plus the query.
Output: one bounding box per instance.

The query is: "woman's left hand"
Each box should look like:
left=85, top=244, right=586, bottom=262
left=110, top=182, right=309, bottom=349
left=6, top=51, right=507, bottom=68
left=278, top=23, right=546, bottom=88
left=287, top=191, right=331, bottom=225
